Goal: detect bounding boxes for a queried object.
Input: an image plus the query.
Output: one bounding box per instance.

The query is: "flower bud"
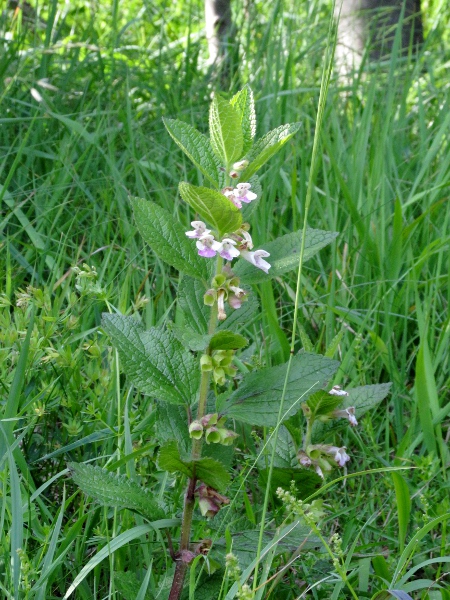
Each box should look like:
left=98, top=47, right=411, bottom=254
left=188, top=420, right=203, bottom=439
left=233, top=159, right=249, bottom=171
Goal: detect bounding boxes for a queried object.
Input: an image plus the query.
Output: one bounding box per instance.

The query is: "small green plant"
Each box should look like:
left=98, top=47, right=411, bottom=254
left=67, top=87, right=392, bottom=598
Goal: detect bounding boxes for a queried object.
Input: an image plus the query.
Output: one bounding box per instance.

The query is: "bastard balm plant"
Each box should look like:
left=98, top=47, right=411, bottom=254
left=68, top=87, right=391, bottom=599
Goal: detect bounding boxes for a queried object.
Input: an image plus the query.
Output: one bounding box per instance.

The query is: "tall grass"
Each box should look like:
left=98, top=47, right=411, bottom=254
left=1, top=0, right=449, bottom=597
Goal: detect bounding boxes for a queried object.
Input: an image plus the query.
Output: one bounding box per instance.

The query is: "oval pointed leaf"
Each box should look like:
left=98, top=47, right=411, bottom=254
left=163, top=118, right=221, bottom=187
left=178, top=182, right=242, bottom=236
left=69, top=462, right=165, bottom=521
left=209, top=95, right=243, bottom=166
left=209, top=330, right=248, bottom=351
left=102, top=314, right=200, bottom=405
left=131, top=197, right=210, bottom=281
left=241, top=122, right=301, bottom=179
left=224, top=353, right=339, bottom=426
left=234, top=228, right=339, bottom=284
left=231, top=86, right=256, bottom=154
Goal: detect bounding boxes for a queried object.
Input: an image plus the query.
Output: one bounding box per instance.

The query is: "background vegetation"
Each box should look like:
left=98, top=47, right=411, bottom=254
left=1, top=0, right=449, bottom=598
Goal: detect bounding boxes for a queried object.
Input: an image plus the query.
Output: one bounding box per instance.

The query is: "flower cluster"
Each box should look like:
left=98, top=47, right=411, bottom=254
left=196, top=483, right=230, bottom=518
left=204, top=267, right=248, bottom=320
left=189, top=412, right=238, bottom=445
left=298, top=444, right=350, bottom=479
left=200, top=350, right=237, bottom=384
left=185, top=183, right=271, bottom=276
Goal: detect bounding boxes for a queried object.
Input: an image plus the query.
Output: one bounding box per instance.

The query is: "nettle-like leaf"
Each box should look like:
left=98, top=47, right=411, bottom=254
left=102, top=314, right=199, bottom=405
left=306, top=390, right=343, bottom=417
left=68, top=462, right=165, bottom=521
left=169, top=322, right=211, bottom=352
left=178, top=182, right=242, bottom=237
left=178, top=276, right=209, bottom=335
left=234, top=228, right=339, bottom=284
left=131, top=198, right=210, bottom=282
left=230, top=86, right=256, bottom=155
left=240, top=122, right=301, bottom=179
left=209, top=330, right=248, bottom=351
left=162, top=118, right=221, bottom=188
left=209, top=95, right=243, bottom=166
left=224, top=353, right=339, bottom=426
left=158, top=441, right=230, bottom=491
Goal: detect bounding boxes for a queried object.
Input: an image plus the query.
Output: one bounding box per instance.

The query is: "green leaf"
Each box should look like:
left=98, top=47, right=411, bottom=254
left=155, top=404, right=191, bottom=455
left=158, top=441, right=230, bottom=491
left=233, top=228, right=339, bottom=284
left=209, top=95, right=243, bottom=166
left=178, top=182, right=242, bottom=236
left=306, top=390, right=343, bottom=417
left=391, top=472, right=411, bottom=554
left=162, top=118, right=221, bottom=187
left=224, top=353, right=339, bottom=426
left=169, top=322, right=211, bottom=351
left=131, top=197, right=210, bottom=282
left=209, top=330, right=248, bottom=351
left=415, top=337, right=439, bottom=455
left=240, top=122, right=301, bottom=179
left=258, top=467, right=322, bottom=499
left=68, top=463, right=164, bottom=521
left=178, top=276, right=209, bottom=335
left=102, top=314, right=200, bottom=405
left=230, top=86, right=256, bottom=155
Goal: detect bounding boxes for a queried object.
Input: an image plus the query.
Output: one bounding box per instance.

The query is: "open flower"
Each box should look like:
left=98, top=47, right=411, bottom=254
left=223, top=188, right=242, bottom=209
left=234, top=182, right=257, bottom=204
left=185, top=221, right=210, bottom=239
left=196, top=234, right=221, bottom=258
left=329, top=385, right=349, bottom=397
left=216, top=238, right=240, bottom=261
left=240, top=249, right=271, bottom=274
left=322, top=445, right=350, bottom=467
left=332, top=406, right=358, bottom=427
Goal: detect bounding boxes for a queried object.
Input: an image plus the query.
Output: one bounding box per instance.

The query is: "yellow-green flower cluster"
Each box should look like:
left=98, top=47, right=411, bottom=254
left=200, top=350, right=236, bottom=385
left=188, top=413, right=238, bottom=446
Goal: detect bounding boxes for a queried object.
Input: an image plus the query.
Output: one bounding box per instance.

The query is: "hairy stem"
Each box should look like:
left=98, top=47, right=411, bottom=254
left=168, top=256, right=223, bottom=600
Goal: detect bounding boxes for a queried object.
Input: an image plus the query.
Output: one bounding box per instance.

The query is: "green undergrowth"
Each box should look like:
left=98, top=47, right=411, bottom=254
left=0, top=0, right=449, bottom=598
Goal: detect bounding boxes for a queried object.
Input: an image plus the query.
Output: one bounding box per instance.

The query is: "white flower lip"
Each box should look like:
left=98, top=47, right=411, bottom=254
left=186, top=221, right=210, bottom=239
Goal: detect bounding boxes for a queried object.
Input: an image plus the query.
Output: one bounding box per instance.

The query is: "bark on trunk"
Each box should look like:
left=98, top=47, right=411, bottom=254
left=205, top=0, right=233, bottom=65
left=335, top=0, right=423, bottom=75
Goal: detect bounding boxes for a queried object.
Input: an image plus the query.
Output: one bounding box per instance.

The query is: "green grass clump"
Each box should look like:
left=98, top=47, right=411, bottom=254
left=0, top=0, right=449, bottom=598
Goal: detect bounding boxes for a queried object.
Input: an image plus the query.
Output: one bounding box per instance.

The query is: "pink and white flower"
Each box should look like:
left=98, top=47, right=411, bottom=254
left=333, top=406, right=358, bottom=427
left=323, top=445, right=350, bottom=467
left=216, top=238, right=240, bottom=261
left=223, top=188, right=242, bottom=209
left=186, top=221, right=210, bottom=239
left=238, top=230, right=254, bottom=250
left=233, top=183, right=257, bottom=204
left=329, top=385, right=349, bottom=397
left=240, top=249, right=271, bottom=274
left=196, top=234, right=221, bottom=258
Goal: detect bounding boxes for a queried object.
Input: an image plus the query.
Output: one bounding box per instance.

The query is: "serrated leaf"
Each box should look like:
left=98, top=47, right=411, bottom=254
left=209, top=95, right=243, bottom=166
left=169, top=322, right=211, bottom=351
left=342, top=383, right=392, bottom=415
left=209, top=330, right=248, bottom=351
left=306, top=390, right=343, bottom=417
left=102, top=314, right=199, bottom=405
left=258, top=467, right=322, bottom=498
left=230, top=86, right=256, bottom=155
left=163, top=118, right=221, bottom=187
left=69, top=463, right=164, bottom=521
left=156, top=404, right=191, bottom=455
left=131, top=197, right=210, bottom=281
left=234, top=228, right=339, bottom=284
left=224, top=353, right=339, bottom=426
left=257, top=425, right=297, bottom=468
left=158, top=441, right=230, bottom=491
left=240, top=122, right=301, bottom=179
left=178, top=182, right=242, bottom=236
left=217, top=294, right=259, bottom=332
left=178, top=276, right=210, bottom=335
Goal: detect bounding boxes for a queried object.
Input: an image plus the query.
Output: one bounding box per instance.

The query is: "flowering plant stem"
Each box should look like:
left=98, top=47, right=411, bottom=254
left=168, top=256, right=223, bottom=600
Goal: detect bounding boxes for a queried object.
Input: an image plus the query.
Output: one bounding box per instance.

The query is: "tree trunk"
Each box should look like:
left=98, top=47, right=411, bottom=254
left=204, top=0, right=233, bottom=66
left=335, top=0, right=423, bottom=74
